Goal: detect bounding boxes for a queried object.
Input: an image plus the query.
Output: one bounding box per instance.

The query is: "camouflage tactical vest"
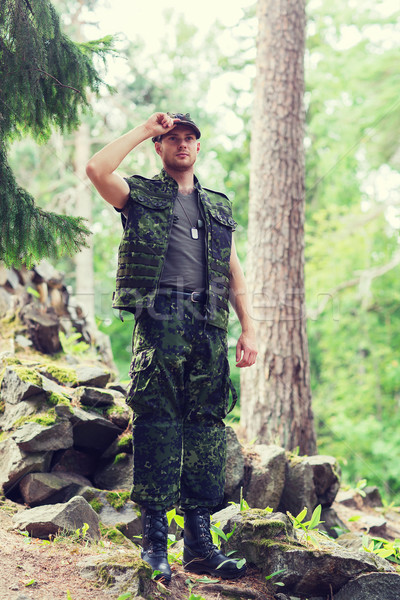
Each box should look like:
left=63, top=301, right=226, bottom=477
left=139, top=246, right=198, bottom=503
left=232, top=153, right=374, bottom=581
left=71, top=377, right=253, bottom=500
left=112, top=169, right=237, bottom=331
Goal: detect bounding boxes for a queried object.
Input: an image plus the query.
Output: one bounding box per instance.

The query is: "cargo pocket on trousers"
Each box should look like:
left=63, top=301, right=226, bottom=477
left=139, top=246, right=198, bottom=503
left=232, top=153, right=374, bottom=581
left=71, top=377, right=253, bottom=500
left=223, top=357, right=238, bottom=417
left=126, top=348, right=156, bottom=408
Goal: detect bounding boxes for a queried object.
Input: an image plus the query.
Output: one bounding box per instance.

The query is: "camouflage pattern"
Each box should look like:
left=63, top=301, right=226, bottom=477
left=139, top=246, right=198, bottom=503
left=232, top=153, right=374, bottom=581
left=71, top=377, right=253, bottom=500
left=112, top=168, right=237, bottom=331
left=127, top=293, right=235, bottom=511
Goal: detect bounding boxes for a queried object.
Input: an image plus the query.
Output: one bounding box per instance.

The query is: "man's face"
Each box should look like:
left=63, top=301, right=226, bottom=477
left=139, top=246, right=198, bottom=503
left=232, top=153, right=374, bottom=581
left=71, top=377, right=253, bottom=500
left=155, top=125, right=200, bottom=172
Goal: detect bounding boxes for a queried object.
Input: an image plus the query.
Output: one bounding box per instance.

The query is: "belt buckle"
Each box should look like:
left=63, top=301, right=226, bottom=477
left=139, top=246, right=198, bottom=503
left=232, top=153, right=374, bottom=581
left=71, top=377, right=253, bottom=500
left=190, top=291, right=197, bottom=303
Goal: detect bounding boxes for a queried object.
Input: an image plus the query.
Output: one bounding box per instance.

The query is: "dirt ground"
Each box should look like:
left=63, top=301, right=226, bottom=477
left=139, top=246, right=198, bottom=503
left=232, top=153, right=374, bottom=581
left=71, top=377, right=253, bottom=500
left=0, top=499, right=276, bottom=600
left=0, top=502, right=116, bottom=600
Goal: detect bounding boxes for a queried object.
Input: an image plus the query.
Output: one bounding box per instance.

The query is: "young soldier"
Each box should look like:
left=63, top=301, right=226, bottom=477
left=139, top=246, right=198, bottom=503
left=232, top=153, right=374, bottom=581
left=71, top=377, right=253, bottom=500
left=86, top=112, right=257, bottom=583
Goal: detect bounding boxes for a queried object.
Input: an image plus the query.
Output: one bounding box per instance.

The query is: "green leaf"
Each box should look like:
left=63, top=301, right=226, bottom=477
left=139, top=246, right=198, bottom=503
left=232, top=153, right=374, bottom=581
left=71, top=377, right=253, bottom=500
left=25, top=579, right=36, bottom=587
left=210, top=524, right=228, bottom=541
left=117, top=594, right=133, bottom=600
left=196, top=577, right=219, bottom=583
left=166, top=508, right=176, bottom=526
left=236, top=558, right=246, bottom=569
left=308, top=505, right=322, bottom=530
left=174, top=514, right=184, bottom=529
left=265, top=568, right=286, bottom=581
left=225, top=523, right=237, bottom=540
left=295, top=507, right=308, bottom=524
left=151, top=570, right=162, bottom=580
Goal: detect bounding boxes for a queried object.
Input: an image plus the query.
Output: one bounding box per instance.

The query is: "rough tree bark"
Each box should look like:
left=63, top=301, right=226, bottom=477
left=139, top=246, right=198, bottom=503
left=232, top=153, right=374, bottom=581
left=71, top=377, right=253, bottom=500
left=240, top=0, right=317, bottom=455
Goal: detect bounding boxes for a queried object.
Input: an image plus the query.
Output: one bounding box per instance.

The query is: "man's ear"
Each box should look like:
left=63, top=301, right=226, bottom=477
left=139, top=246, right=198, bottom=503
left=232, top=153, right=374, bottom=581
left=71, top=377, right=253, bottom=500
left=196, top=142, right=200, bottom=154
left=154, top=141, right=162, bottom=156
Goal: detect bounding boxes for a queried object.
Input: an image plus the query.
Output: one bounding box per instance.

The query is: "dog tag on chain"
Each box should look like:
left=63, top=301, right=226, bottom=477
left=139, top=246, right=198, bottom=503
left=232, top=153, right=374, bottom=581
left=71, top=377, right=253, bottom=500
left=191, top=227, right=199, bottom=240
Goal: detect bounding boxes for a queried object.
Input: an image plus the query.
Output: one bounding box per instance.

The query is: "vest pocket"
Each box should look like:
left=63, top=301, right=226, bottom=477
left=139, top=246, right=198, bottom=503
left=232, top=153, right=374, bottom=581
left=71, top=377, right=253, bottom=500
left=209, top=209, right=236, bottom=260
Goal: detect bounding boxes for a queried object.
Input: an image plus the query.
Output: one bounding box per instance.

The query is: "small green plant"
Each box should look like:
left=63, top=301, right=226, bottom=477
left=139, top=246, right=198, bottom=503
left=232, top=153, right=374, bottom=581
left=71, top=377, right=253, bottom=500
left=59, top=330, right=90, bottom=356
left=116, top=593, right=133, bottom=600
left=362, top=534, right=400, bottom=564
left=265, top=568, right=286, bottom=586
left=27, top=286, right=40, bottom=298
left=343, top=478, right=368, bottom=498
left=24, top=579, right=36, bottom=587
left=185, top=576, right=216, bottom=598
left=66, top=591, right=73, bottom=600
left=106, top=490, right=130, bottom=511
left=239, top=487, right=250, bottom=511
left=18, top=529, right=31, bottom=544
left=287, top=505, right=324, bottom=547
left=151, top=570, right=162, bottom=580
left=210, top=521, right=237, bottom=549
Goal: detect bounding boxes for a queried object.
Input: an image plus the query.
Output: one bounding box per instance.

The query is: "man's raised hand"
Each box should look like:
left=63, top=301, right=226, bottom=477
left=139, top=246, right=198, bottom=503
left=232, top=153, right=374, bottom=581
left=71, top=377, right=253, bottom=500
left=144, top=112, right=177, bottom=139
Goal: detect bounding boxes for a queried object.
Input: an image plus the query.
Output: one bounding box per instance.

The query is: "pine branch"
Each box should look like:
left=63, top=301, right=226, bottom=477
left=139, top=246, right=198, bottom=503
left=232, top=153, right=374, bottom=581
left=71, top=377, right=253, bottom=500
left=0, top=148, right=91, bottom=268
left=23, top=0, right=34, bottom=15
left=35, top=67, right=82, bottom=94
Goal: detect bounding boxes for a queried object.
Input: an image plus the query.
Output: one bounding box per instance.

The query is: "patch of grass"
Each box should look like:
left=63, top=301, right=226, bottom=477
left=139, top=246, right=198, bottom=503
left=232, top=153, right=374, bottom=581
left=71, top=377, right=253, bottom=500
left=106, top=491, right=131, bottom=511
left=117, top=433, right=132, bottom=451
left=13, top=408, right=58, bottom=429
left=40, top=364, right=78, bottom=386
left=89, top=496, right=104, bottom=514
left=13, top=366, right=42, bottom=387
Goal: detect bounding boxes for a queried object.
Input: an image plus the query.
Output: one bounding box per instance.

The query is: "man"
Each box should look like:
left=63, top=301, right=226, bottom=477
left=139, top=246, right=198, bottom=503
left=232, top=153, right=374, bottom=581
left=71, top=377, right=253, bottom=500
left=86, top=112, right=257, bottom=583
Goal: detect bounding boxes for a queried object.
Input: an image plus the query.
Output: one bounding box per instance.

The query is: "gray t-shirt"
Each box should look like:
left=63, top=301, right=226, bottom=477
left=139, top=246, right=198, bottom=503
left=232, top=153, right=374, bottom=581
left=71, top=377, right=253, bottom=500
left=159, top=190, right=206, bottom=291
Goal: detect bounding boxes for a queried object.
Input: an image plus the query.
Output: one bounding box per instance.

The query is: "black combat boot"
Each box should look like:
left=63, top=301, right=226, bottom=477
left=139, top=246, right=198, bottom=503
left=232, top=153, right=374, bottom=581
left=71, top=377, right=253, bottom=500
left=141, top=508, right=171, bottom=583
left=183, top=507, right=246, bottom=579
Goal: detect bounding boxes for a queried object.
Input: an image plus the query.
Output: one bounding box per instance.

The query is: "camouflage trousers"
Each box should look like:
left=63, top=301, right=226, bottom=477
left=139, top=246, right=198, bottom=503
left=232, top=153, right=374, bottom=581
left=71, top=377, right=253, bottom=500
left=126, top=293, right=234, bottom=511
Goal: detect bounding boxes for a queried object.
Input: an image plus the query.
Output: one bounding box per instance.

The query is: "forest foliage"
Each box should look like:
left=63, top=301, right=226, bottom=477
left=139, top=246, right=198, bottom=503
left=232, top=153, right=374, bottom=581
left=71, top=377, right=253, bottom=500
left=0, top=0, right=113, bottom=267
left=5, top=0, right=400, bottom=501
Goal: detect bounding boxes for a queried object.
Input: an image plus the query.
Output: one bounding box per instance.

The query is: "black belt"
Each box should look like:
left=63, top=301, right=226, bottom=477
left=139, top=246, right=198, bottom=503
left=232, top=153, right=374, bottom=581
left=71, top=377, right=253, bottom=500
left=158, top=288, right=207, bottom=303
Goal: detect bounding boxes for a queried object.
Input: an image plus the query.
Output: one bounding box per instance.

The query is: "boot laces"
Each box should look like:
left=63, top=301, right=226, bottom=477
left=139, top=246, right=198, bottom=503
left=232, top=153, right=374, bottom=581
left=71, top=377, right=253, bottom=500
left=145, top=513, right=168, bottom=554
left=197, top=510, right=217, bottom=553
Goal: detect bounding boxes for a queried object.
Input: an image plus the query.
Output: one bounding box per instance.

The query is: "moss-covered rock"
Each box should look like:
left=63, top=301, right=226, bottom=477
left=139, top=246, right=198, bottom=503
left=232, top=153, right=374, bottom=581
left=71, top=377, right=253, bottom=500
left=39, top=364, right=78, bottom=386
left=12, top=366, right=42, bottom=387
left=106, top=491, right=131, bottom=511
left=78, top=550, right=152, bottom=597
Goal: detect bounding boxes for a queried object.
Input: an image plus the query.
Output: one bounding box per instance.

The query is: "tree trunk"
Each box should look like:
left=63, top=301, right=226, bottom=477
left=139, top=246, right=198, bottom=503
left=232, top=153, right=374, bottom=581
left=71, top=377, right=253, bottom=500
left=240, top=0, right=317, bottom=455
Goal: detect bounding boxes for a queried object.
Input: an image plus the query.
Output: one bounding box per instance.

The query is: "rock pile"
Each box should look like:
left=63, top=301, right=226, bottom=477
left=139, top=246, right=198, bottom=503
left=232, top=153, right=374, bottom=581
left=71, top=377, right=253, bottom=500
left=1, top=263, right=400, bottom=599
left=0, top=260, right=113, bottom=364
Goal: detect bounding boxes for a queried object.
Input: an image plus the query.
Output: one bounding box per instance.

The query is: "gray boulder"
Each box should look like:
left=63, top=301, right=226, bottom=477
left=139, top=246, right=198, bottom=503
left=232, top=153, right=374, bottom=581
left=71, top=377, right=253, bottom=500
left=75, top=366, right=111, bottom=388
left=334, top=573, right=400, bottom=599
left=12, top=420, right=73, bottom=452
left=75, top=386, right=115, bottom=407
left=68, top=406, right=121, bottom=452
left=19, top=304, right=62, bottom=354
left=78, top=552, right=151, bottom=597
left=79, top=487, right=141, bottom=539
left=19, top=472, right=92, bottom=506
left=222, top=508, right=394, bottom=597
left=0, top=438, right=52, bottom=493
left=13, top=495, right=100, bottom=540
left=306, top=454, right=341, bottom=506
left=51, top=447, right=97, bottom=477
left=94, top=454, right=133, bottom=490
left=245, top=444, right=286, bottom=510
left=224, top=427, right=245, bottom=501
left=0, top=366, right=43, bottom=404
left=0, top=394, right=47, bottom=431
left=279, top=454, right=340, bottom=518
